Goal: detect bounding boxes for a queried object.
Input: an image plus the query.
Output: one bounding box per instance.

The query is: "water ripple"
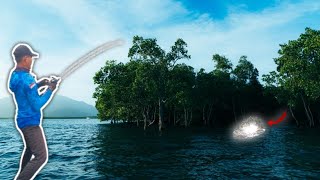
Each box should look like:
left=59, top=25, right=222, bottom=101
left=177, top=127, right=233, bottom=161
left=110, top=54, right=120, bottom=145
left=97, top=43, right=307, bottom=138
left=1, top=119, right=320, bottom=179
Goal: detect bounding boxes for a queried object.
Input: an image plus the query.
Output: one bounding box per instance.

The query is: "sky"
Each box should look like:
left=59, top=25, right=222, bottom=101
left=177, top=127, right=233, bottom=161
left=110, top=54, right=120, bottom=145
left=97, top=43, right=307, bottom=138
left=0, top=0, right=319, bottom=106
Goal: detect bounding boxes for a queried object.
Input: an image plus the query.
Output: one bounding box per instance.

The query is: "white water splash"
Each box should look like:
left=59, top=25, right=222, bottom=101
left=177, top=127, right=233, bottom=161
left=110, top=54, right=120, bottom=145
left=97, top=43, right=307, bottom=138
left=233, top=116, right=266, bottom=140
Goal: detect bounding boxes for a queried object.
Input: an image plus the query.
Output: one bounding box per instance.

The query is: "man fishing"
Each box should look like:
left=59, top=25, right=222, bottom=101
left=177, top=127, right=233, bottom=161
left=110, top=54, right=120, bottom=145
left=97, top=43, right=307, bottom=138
left=8, top=43, right=60, bottom=180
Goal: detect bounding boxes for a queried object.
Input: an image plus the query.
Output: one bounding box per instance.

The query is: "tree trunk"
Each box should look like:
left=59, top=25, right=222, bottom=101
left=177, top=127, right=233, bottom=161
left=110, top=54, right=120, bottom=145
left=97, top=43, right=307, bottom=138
left=143, top=107, right=147, bottom=130
left=146, top=106, right=150, bottom=125
left=202, top=106, right=206, bottom=125
left=153, top=106, right=156, bottom=123
left=147, top=106, right=156, bottom=127
left=136, top=117, right=139, bottom=127
left=300, top=94, right=312, bottom=127
left=289, top=106, right=299, bottom=127
left=307, top=105, right=314, bottom=127
left=159, top=99, right=164, bottom=132
left=189, top=108, right=193, bottom=126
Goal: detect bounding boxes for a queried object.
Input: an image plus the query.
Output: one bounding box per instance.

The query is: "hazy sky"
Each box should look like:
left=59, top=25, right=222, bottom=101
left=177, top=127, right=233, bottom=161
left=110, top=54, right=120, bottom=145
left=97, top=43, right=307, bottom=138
left=0, top=0, right=319, bottom=105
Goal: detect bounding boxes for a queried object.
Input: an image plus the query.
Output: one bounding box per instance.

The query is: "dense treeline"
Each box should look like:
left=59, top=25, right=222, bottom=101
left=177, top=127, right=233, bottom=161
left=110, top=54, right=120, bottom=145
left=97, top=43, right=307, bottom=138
left=263, top=28, right=320, bottom=127
left=93, top=28, right=320, bottom=131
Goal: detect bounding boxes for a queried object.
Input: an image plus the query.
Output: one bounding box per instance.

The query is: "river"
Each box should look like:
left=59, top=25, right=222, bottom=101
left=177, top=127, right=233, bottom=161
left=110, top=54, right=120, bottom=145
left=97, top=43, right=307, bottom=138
left=0, top=119, right=319, bottom=179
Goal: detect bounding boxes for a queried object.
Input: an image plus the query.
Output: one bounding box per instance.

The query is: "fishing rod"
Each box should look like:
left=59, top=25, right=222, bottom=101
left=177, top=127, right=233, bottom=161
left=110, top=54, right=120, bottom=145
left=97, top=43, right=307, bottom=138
left=46, top=39, right=125, bottom=85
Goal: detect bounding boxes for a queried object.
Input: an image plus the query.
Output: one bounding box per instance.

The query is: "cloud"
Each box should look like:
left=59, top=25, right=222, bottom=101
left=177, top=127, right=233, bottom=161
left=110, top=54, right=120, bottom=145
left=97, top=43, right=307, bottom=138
left=1, top=0, right=319, bottom=105
left=149, top=0, right=320, bottom=73
left=31, top=0, right=118, bottom=45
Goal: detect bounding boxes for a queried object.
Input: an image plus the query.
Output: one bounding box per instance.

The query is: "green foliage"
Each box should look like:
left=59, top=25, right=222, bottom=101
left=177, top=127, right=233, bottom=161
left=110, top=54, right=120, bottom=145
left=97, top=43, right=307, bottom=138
left=264, top=28, right=320, bottom=103
left=94, top=28, right=320, bottom=128
left=233, top=56, right=259, bottom=85
left=94, top=36, right=277, bottom=128
left=263, top=27, right=320, bottom=127
left=212, top=54, right=233, bottom=73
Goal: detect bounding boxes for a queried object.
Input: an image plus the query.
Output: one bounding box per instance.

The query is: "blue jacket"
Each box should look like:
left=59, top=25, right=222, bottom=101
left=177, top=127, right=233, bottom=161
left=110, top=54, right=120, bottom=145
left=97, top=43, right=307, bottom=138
left=9, top=68, right=53, bottom=129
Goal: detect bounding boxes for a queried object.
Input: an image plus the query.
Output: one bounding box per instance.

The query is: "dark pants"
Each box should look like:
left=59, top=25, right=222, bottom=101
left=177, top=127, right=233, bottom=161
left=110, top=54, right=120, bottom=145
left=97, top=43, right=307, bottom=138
left=16, top=126, right=48, bottom=180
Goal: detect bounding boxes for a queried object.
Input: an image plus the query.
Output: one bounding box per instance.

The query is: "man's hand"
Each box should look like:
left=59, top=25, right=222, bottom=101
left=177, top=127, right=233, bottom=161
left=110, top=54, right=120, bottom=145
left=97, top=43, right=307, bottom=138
left=37, top=78, right=50, bottom=88
left=48, top=76, right=61, bottom=91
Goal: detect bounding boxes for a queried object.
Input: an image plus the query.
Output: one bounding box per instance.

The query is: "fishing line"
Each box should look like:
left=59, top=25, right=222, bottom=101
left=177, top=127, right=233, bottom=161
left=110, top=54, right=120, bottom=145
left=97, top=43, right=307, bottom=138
left=49, top=39, right=125, bottom=84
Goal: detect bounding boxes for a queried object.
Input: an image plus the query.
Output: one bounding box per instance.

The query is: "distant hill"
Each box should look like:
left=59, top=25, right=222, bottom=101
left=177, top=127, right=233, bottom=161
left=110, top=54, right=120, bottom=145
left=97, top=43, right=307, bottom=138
left=0, top=95, right=97, bottom=118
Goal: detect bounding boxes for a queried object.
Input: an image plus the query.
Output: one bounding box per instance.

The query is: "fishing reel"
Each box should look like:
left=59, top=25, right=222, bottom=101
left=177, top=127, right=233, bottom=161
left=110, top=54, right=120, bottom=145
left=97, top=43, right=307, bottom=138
left=39, top=76, right=60, bottom=87
left=46, top=76, right=61, bottom=91
left=39, top=76, right=60, bottom=86
left=49, top=76, right=61, bottom=84
left=37, top=76, right=61, bottom=93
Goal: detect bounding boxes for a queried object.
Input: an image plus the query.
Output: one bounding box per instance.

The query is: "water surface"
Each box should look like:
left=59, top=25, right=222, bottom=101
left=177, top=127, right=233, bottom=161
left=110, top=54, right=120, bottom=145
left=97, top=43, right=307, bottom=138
left=0, top=119, right=319, bottom=179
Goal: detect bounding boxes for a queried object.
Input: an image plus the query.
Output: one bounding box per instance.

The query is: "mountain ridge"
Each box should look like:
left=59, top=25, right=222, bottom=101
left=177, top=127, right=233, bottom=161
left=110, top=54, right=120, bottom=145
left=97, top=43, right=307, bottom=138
left=0, top=95, right=97, bottom=118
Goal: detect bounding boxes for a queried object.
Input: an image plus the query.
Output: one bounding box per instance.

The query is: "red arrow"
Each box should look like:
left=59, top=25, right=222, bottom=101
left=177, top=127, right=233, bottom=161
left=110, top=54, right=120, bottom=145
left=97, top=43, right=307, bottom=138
left=268, top=111, right=287, bottom=126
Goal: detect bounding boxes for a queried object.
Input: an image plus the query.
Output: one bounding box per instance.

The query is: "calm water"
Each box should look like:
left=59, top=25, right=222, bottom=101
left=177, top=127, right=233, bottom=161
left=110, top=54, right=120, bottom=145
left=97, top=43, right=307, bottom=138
left=0, top=119, right=320, bottom=179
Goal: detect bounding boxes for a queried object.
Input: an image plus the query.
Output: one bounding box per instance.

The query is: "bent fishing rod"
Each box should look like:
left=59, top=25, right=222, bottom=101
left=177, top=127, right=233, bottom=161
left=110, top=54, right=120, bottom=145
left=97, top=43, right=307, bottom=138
left=45, top=39, right=125, bottom=84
